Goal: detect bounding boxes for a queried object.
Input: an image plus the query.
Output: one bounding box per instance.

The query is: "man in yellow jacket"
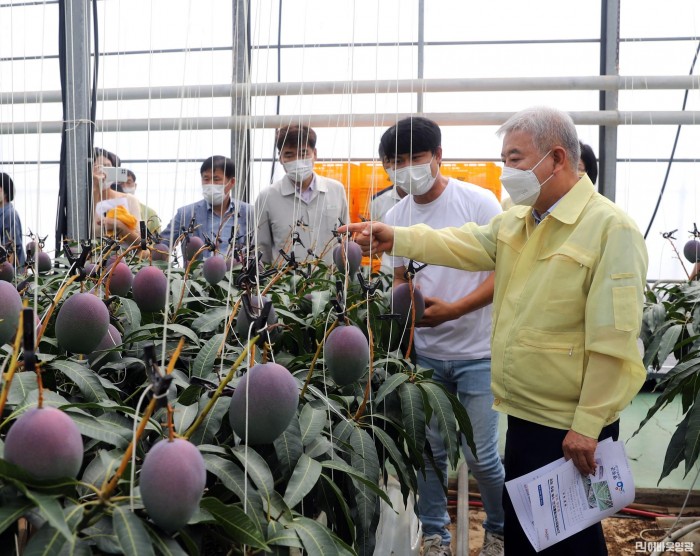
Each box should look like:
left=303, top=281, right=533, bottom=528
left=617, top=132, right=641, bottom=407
left=340, top=106, right=648, bottom=556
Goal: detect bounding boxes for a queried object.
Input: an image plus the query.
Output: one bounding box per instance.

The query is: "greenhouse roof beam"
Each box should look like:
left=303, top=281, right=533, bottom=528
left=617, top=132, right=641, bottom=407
left=4, top=110, right=700, bottom=135
left=3, top=75, right=700, bottom=105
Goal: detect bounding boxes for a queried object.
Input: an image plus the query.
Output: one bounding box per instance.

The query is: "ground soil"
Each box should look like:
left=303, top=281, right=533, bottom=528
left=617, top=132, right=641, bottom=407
left=460, top=509, right=697, bottom=556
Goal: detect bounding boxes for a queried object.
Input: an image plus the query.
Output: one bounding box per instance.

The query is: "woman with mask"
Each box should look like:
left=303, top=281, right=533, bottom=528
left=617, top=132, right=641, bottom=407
left=159, top=155, right=253, bottom=262
left=92, top=148, right=142, bottom=246
left=255, top=124, right=349, bottom=265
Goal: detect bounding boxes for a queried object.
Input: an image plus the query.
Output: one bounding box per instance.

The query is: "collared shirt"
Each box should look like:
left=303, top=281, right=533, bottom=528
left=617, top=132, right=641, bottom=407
left=0, top=202, right=25, bottom=265
left=392, top=176, right=648, bottom=438
left=297, top=175, right=317, bottom=204
left=161, top=197, right=253, bottom=258
left=255, top=173, right=349, bottom=265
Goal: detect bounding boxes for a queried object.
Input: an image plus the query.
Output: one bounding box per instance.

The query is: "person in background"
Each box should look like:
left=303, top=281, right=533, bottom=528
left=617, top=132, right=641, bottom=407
left=112, top=169, right=161, bottom=236
left=92, top=149, right=142, bottom=245
left=0, top=172, right=25, bottom=266
left=380, top=117, right=505, bottom=556
left=369, top=165, right=407, bottom=275
left=255, top=124, right=348, bottom=265
left=340, top=106, right=648, bottom=556
left=579, top=141, right=598, bottom=184
left=160, top=155, right=253, bottom=260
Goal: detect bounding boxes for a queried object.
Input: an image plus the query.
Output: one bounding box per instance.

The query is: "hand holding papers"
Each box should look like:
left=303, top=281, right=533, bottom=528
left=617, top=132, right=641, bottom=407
left=505, top=439, right=635, bottom=552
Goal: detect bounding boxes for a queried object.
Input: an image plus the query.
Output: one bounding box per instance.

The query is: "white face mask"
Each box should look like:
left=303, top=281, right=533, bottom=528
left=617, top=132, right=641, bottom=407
left=283, top=158, right=314, bottom=183
left=386, top=158, right=437, bottom=196
left=121, top=186, right=136, bottom=194
left=499, top=151, right=553, bottom=206
left=202, top=184, right=227, bottom=206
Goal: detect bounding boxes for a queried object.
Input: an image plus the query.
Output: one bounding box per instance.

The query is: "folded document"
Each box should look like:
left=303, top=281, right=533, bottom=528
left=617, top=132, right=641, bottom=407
left=505, top=439, right=635, bottom=552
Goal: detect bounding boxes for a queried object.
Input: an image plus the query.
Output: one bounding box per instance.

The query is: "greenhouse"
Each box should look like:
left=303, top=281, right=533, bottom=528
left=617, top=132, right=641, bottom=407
left=0, top=0, right=699, bottom=555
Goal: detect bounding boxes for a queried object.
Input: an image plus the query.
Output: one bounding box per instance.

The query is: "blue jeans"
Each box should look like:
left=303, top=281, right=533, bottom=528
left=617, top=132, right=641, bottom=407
left=416, top=355, right=505, bottom=544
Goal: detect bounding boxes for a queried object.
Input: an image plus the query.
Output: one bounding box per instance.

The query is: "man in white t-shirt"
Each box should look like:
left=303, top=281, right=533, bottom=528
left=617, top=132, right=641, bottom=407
left=381, top=117, right=505, bottom=556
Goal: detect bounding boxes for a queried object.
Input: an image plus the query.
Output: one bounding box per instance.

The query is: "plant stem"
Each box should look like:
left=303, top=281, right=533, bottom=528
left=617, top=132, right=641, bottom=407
left=353, top=323, right=375, bottom=421
left=98, top=337, right=185, bottom=501
left=0, top=308, right=25, bottom=417
left=183, top=336, right=258, bottom=440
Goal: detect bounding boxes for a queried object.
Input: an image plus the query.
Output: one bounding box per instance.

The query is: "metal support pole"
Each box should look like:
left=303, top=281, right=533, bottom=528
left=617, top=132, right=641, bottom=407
left=231, top=0, right=251, bottom=203
left=63, top=0, right=92, bottom=242
left=417, top=0, right=425, bottom=114
left=599, top=0, right=620, bottom=201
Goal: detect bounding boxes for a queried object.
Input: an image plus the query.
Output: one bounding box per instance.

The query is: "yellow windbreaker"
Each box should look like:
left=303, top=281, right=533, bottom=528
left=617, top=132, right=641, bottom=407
left=392, top=176, right=648, bottom=438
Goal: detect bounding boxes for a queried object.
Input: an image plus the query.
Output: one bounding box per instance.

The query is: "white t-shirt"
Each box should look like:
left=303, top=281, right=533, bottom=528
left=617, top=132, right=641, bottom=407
left=384, top=178, right=502, bottom=360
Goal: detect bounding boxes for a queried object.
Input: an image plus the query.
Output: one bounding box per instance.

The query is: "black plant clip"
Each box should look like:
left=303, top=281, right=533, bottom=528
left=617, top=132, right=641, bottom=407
left=143, top=343, right=172, bottom=410
left=64, top=241, right=93, bottom=281
left=689, top=223, right=700, bottom=239
left=139, top=221, right=148, bottom=251
left=403, top=259, right=428, bottom=281
left=22, top=307, right=37, bottom=375
left=331, top=279, right=347, bottom=322
left=235, top=251, right=275, bottom=289
left=357, top=272, right=381, bottom=296
left=0, top=245, right=7, bottom=264
left=662, top=229, right=678, bottom=240
left=331, top=217, right=347, bottom=240
left=240, top=294, right=275, bottom=347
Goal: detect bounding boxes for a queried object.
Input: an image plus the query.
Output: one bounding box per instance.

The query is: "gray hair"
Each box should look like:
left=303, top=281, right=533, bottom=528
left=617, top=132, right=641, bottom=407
left=497, top=106, right=580, bottom=171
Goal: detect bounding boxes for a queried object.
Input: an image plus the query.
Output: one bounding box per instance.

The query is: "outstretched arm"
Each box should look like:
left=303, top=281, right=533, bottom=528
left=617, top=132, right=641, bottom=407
left=337, top=221, right=395, bottom=258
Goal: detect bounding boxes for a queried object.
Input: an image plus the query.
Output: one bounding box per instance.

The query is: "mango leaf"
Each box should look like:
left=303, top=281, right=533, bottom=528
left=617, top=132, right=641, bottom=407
left=659, top=412, right=689, bottom=484
left=172, top=402, right=199, bottom=435
left=192, top=307, right=230, bottom=333
left=274, top=415, right=303, bottom=474
left=69, top=413, right=131, bottom=448
left=656, top=324, right=683, bottom=369
left=293, top=516, right=338, bottom=556
left=5, top=371, right=39, bottom=406
left=116, top=298, right=142, bottom=337
left=684, top=389, right=700, bottom=476
left=318, top=474, right=355, bottom=545
left=81, top=517, right=121, bottom=554
left=113, top=506, right=155, bottom=556
left=15, top=488, right=72, bottom=543
left=398, top=382, right=426, bottom=455
left=371, top=424, right=416, bottom=494
left=231, top=446, right=275, bottom=502
left=146, top=526, right=190, bottom=556
left=191, top=334, right=224, bottom=377
left=419, top=382, right=460, bottom=468
left=9, top=390, right=71, bottom=418
left=0, top=500, right=33, bottom=536
left=283, top=454, right=322, bottom=509
left=643, top=321, right=675, bottom=369
left=299, top=404, right=327, bottom=446
left=200, top=498, right=269, bottom=550
left=374, top=372, right=408, bottom=406
left=348, top=427, right=380, bottom=543
left=49, top=360, right=108, bottom=403
left=202, top=453, right=254, bottom=504
left=267, top=521, right=302, bottom=549
left=22, top=504, right=84, bottom=556
left=320, top=460, right=390, bottom=504
left=78, top=450, right=121, bottom=498
left=189, top=396, right=229, bottom=445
